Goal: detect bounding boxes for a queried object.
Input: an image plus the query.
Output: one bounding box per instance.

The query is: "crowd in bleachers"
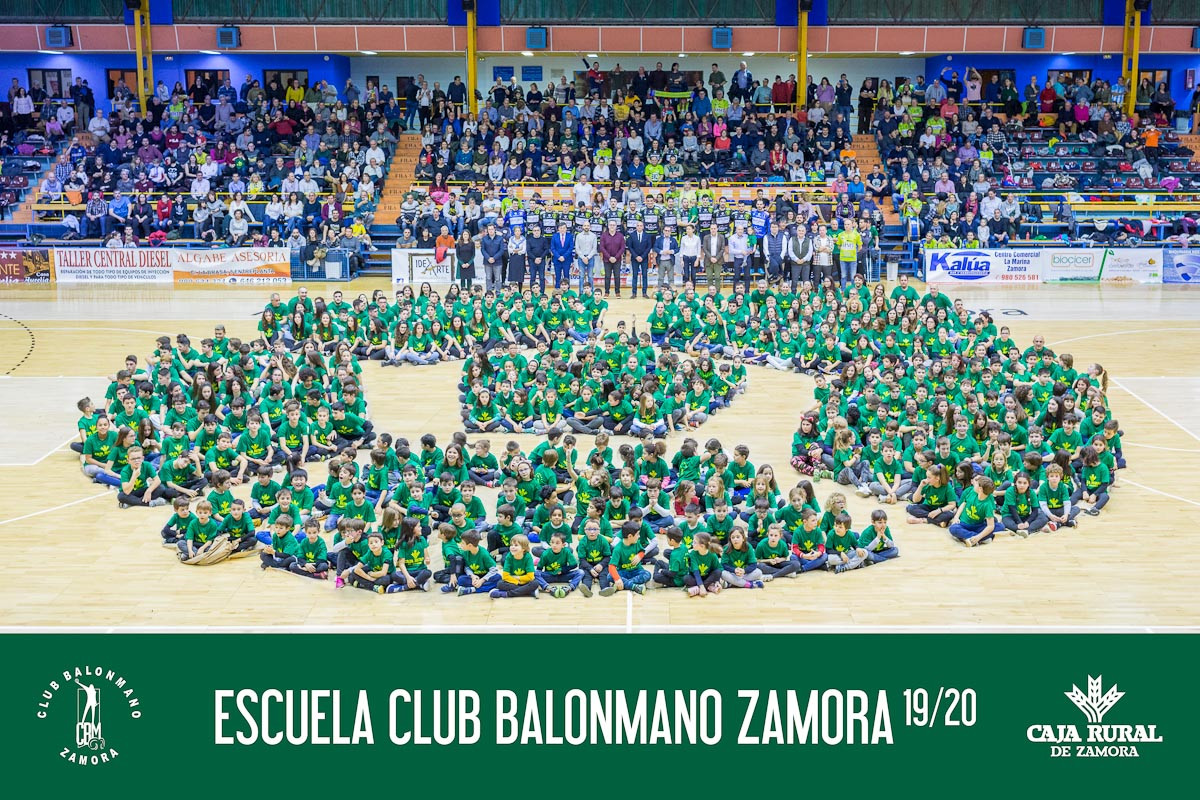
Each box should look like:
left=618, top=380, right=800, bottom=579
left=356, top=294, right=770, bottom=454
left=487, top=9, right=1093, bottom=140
left=2, top=73, right=395, bottom=247
left=411, top=61, right=1200, bottom=248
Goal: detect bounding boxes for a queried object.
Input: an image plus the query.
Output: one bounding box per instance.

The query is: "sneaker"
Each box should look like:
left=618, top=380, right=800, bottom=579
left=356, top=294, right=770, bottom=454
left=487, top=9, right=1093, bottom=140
left=787, top=571, right=799, bottom=578
left=457, top=587, right=473, bottom=596
left=419, top=580, right=430, bottom=591
left=1084, top=508, right=1100, bottom=516
left=488, top=589, right=504, bottom=599
left=149, top=497, right=167, bottom=507
left=687, top=585, right=700, bottom=597
left=317, top=571, right=328, bottom=580
left=599, top=586, right=617, bottom=597
left=385, top=584, right=403, bottom=593
left=1046, top=521, right=1059, bottom=532
left=335, top=576, right=345, bottom=588
left=762, top=573, right=774, bottom=582
left=118, top=502, right=129, bottom=509
left=632, top=583, right=645, bottom=595
left=578, top=583, right=593, bottom=597
left=375, top=585, right=386, bottom=594
left=532, top=588, right=540, bottom=598
left=835, top=564, right=846, bottom=574
left=709, top=583, right=722, bottom=594
left=551, top=585, right=567, bottom=599
left=855, top=486, right=872, bottom=497
left=441, top=584, right=455, bottom=593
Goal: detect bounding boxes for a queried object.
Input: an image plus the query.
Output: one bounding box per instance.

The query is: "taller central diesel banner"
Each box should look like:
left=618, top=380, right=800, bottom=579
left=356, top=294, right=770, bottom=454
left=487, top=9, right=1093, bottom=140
left=51, top=247, right=292, bottom=284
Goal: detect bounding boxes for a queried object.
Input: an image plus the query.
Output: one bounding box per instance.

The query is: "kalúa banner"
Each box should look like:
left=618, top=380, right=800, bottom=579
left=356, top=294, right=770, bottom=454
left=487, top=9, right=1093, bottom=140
left=0, top=247, right=53, bottom=283
left=170, top=247, right=292, bottom=285
left=1043, top=248, right=1164, bottom=284
left=924, top=248, right=1044, bottom=283
left=1163, top=248, right=1200, bottom=284
left=4, top=634, right=1195, bottom=795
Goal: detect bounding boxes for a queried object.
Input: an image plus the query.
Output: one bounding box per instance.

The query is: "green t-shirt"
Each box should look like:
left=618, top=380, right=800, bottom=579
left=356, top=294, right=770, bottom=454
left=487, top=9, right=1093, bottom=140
left=958, top=488, right=996, bottom=525
left=687, top=548, right=721, bottom=579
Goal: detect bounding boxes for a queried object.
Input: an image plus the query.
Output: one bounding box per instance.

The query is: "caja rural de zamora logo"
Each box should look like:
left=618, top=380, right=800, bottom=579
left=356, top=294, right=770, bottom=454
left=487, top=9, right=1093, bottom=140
left=36, top=665, right=142, bottom=766
left=1026, top=675, right=1163, bottom=758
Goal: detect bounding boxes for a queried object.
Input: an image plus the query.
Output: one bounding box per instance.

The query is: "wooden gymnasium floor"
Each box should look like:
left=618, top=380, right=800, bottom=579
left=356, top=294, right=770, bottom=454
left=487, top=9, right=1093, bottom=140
left=0, top=281, right=1197, bottom=633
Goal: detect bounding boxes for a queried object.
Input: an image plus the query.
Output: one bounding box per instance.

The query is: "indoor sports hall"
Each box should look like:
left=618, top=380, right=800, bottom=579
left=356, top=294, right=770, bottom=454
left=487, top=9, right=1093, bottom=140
left=0, top=0, right=1197, bottom=631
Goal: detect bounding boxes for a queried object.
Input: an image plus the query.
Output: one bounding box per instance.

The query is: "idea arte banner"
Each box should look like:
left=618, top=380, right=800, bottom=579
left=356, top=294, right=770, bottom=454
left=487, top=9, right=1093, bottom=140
left=0, top=247, right=53, bottom=283
left=1043, top=248, right=1164, bottom=284
left=923, top=248, right=1044, bottom=284
left=170, top=248, right=292, bottom=286
left=52, top=247, right=173, bottom=283
left=392, top=248, right=478, bottom=287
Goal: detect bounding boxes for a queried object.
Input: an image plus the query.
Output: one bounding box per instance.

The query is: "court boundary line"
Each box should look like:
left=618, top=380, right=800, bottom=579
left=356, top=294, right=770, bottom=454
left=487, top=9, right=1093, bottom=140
left=1048, top=327, right=1200, bottom=347
left=1121, top=479, right=1200, bottom=509
left=1110, top=378, right=1200, bottom=444
left=0, top=434, right=80, bottom=467
left=0, top=490, right=108, bottom=526
left=0, top=624, right=1195, bottom=634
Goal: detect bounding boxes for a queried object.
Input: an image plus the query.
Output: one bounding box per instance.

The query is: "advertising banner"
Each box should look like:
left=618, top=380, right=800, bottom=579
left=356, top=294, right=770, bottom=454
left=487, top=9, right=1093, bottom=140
left=923, top=248, right=1044, bottom=284
left=170, top=248, right=292, bottom=285
left=1043, top=248, right=1164, bottom=284
left=1162, top=248, right=1200, bottom=284
left=392, top=248, right=474, bottom=287
left=2, top=633, right=1194, bottom=796
left=0, top=247, right=53, bottom=283
left=52, top=247, right=173, bottom=283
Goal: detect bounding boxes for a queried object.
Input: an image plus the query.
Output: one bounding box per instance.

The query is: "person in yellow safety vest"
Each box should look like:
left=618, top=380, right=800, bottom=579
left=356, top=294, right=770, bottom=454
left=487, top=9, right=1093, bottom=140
left=836, top=225, right=862, bottom=287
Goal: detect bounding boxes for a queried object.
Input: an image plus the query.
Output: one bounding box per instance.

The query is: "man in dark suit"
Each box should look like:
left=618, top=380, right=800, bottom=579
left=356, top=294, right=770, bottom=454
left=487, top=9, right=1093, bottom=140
left=550, top=221, right=574, bottom=289
left=625, top=219, right=653, bottom=299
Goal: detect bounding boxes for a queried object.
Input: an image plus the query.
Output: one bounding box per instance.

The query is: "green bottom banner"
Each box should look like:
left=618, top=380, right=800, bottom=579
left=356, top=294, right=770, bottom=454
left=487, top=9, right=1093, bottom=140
left=3, top=634, right=1193, bottom=796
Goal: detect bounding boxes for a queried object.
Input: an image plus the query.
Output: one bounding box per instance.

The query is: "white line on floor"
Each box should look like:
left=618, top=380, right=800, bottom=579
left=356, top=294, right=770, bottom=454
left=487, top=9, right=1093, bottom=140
left=0, top=624, right=1195, bottom=634
left=1111, top=378, right=1200, bottom=444
left=0, top=490, right=108, bottom=526
left=1124, top=442, right=1200, bottom=453
left=1048, top=327, right=1200, bottom=347
left=26, top=326, right=171, bottom=336
left=1121, top=479, right=1200, bottom=509
left=626, top=590, right=633, bottom=633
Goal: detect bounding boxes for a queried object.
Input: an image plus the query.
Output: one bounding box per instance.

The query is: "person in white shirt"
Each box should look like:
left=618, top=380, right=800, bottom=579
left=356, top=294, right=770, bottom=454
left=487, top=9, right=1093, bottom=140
left=678, top=223, right=702, bottom=284
left=572, top=176, right=595, bottom=207
left=574, top=226, right=599, bottom=294
left=87, top=111, right=110, bottom=140
left=189, top=176, right=210, bottom=201
left=727, top=224, right=752, bottom=290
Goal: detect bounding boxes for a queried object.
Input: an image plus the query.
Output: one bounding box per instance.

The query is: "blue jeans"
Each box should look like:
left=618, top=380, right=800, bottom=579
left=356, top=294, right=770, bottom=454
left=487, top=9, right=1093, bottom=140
left=576, top=255, right=595, bottom=293
left=536, top=568, right=583, bottom=590
left=839, top=259, right=856, bottom=286
left=949, top=519, right=994, bottom=543
left=616, top=566, right=650, bottom=588
left=797, top=552, right=828, bottom=571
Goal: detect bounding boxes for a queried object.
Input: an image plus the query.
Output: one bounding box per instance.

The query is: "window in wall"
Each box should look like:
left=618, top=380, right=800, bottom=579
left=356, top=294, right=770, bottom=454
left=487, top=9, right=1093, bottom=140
left=396, top=76, right=416, bottom=105
left=27, top=68, right=72, bottom=99
left=186, top=69, right=230, bottom=97
left=1046, top=69, right=1091, bottom=89
left=977, top=69, right=1017, bottom=95
left=265, top=70, right=309, bottom=92
left=1139, top=69, right=1169, bottom=91
left=106, top=69, right=139, bottom=99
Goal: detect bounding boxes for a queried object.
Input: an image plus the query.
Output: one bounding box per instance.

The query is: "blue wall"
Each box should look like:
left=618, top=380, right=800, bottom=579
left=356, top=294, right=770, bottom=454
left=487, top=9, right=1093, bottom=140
left=0, top=52, right=350, bottom=102
left=923, top=53, right=1197, bottom=109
